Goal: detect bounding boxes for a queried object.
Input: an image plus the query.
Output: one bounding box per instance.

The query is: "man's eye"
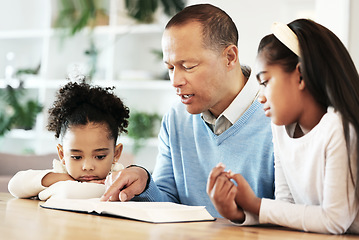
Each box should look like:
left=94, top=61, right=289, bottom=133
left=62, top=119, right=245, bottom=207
left=183, top=65, right=197, bottom=70
left=166, top=65, right=174, bottom=71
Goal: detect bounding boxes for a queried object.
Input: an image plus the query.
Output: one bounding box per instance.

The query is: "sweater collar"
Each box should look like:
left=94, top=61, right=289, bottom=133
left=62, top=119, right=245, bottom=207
left=202, top=73, right=259, bottom=125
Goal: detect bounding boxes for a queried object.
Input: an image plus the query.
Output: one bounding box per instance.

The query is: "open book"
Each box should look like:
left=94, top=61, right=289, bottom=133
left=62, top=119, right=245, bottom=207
left=40, top=198, right=215, bottom=223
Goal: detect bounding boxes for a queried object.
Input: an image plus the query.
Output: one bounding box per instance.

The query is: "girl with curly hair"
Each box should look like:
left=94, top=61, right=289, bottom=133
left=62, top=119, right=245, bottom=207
left=8, top=81, right=130, bottom=200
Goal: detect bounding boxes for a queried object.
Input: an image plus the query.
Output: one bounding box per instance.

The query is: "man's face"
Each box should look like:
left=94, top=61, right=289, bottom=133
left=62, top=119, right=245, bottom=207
left=162, top=22, right=231, bottom=117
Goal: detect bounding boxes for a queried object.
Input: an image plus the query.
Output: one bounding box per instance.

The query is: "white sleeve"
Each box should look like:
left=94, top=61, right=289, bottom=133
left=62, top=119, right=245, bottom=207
left=8, top=169, right=52, bottom=198
left=271, top=123, right=294, bottom=203
left=259, top=124, right=359, bottom=234
left=38, top=181, right=106, bottom=200
left=231, top=211, right=260, bottom=226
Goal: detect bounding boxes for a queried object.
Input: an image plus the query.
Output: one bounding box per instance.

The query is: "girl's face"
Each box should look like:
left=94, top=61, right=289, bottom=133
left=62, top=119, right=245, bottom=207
left=57, top=122, right=122, bottom=182
left=255, top=54, right=303, bottom=126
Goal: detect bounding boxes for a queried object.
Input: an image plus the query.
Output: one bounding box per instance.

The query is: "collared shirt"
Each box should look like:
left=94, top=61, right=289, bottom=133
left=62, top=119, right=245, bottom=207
left=202, top=74, right=259, bottom=135
left=286, top=123, right=310, bottom=138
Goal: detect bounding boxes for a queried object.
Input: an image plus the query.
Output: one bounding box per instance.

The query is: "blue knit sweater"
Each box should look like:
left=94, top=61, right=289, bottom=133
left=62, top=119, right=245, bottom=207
left=135, top=100, right=274, bottom=218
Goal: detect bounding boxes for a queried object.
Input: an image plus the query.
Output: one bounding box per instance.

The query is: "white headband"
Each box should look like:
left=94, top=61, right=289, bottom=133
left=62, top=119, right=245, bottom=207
left=271, top=22, right=301, bottom=58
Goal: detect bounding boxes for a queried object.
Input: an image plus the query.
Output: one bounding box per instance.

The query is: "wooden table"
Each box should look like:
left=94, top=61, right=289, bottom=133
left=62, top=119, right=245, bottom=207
left=1, top=192, right=358, bottom=240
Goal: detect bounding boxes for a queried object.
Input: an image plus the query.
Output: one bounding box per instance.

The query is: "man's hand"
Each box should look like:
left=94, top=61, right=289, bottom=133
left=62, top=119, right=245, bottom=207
left=100, top=166, right=149, bottom=202
left=207, top=163, right=245, bottom=222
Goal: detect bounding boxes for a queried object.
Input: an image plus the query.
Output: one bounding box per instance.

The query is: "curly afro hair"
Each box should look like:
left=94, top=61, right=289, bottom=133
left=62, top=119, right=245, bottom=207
left=47, top=82, right=129, bottom=141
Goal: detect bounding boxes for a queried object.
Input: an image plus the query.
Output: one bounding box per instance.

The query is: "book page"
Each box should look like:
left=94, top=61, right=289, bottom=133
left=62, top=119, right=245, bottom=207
left=41, top=198, right=215, bottom=223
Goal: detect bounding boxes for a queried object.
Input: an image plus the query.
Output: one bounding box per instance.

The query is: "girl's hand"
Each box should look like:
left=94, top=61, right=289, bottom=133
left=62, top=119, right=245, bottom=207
left=229, top=173, right=262, bottom=216
left=207, top=163, right=245, bottom=222
left=88, top=179, right=106, bottom=184
left=41, top=172, right=75, bottom=187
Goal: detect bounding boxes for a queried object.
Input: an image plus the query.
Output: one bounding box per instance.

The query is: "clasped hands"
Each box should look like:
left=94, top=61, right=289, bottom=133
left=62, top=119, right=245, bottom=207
left=206, top=162, right=261, bottom=223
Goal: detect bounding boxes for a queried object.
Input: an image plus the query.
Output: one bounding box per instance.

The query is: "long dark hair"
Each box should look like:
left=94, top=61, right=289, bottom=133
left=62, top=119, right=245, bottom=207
left=258, top=19, right=359, bottom=199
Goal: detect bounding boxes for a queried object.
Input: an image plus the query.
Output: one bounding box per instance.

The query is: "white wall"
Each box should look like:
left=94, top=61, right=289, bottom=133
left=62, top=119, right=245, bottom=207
left=315, top=0, right=359, bottom=69
left=349, top=0, right=359, bottom=69
left=186, top=0, right=359, bottom=70
left=315, top=0, right=350, bottom=46
left=186, top=0, right=315, bottom=68
left=0, top=0, right=51, bottom=30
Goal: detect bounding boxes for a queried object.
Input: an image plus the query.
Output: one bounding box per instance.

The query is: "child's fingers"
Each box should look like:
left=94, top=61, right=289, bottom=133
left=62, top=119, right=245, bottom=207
left=218, top=175, right=236, bottom=199
left=88, top=179, right=105, bottom=184
left=223, top=169, right=234, bottom=178
left=206, top=162, right=226, bottom=193
left=229, top=172, right=245, bottom=185
left=228, top=183, right=238, bottom=199
left=208, top=173, right=234, bottom=203
left=216, top=162, right=226, bottom=168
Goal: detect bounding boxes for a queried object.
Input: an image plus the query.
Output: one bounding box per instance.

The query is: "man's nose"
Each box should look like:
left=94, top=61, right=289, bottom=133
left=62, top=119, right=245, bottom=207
left=171, top=68, right=186, bottom=88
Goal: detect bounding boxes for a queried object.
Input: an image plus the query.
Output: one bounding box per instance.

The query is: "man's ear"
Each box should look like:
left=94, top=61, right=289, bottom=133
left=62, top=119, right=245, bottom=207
left=57, top=144, right=65, bottom=165
left=113, top=143, right=123, bottom=163
left=224, top=45, right=239, bottom=70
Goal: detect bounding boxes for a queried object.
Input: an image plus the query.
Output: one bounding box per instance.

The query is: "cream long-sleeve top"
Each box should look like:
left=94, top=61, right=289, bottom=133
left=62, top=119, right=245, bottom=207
left=8, top=159, right=123, bottom=200
left=241, top=108, right=359, bottom=234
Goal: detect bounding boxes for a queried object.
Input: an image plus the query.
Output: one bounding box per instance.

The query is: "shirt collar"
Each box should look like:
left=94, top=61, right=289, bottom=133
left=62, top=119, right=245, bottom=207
left=224, top=74, right=259, bottom=123
left=202, top=74, right=259, bottom=124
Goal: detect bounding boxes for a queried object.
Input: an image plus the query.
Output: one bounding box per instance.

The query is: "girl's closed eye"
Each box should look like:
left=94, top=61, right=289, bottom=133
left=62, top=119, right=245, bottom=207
left=96, top=155, right=107, bottom=160
left=259, top=80, right=269, bottom=87
left=71, top=155, right=82, bottom=160
left=256, top=71, right=269, bottom=87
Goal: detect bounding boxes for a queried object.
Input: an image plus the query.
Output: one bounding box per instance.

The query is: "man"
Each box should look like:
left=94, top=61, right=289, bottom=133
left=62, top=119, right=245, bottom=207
left=101, top=3, right=274, bottom=218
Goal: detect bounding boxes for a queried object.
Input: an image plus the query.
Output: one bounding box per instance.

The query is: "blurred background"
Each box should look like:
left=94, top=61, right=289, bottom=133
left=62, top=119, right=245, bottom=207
left=0, top=0, right=358, bottom=174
